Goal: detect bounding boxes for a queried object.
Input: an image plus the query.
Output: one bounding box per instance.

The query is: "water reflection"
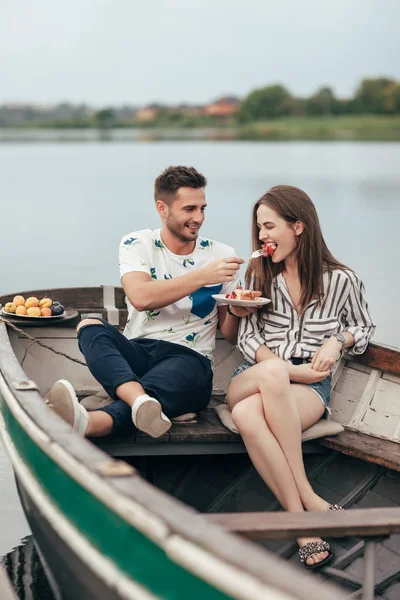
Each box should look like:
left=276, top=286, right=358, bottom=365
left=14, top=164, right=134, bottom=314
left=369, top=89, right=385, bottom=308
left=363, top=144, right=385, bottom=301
left=1, top=537, right=55, bottom=600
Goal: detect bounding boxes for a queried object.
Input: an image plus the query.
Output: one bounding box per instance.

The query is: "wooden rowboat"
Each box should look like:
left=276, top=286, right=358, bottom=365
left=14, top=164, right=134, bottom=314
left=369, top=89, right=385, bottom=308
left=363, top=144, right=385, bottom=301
left=1, top=286, right=400, bottom=600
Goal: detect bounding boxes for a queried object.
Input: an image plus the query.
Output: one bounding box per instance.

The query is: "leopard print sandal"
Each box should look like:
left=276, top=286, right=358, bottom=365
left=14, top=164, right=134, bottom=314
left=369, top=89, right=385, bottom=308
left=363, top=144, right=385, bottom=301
left=298, top=540, right=334, bottom=570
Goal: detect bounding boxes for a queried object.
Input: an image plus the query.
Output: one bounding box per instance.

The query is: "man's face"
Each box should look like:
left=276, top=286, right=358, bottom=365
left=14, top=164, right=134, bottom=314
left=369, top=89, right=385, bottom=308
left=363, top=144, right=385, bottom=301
left=163, top=187, right=207, bottom=243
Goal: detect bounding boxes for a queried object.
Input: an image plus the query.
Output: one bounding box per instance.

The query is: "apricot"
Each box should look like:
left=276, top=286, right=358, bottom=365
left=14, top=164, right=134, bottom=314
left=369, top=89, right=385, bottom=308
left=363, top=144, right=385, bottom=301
left=4, top=302, right=16, bottom=313
left=26, top=307, right=41, bottom=317
left=39, top=297, right=52, bottom=308
left=25, top=297, right=39, bottom=309
left=13, top=295, right=26, bottom=307
left=15, top=305, right=27, bottom=315
left=40, top=307, right=52, bottom=317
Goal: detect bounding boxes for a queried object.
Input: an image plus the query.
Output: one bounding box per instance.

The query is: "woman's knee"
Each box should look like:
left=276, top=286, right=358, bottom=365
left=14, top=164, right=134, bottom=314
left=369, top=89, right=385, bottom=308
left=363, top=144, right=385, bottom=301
left=76, top=318, right=105, bottom=335
left=226, top=384, right=238, bottom=410
left=231, top=397, right=263, bottom=434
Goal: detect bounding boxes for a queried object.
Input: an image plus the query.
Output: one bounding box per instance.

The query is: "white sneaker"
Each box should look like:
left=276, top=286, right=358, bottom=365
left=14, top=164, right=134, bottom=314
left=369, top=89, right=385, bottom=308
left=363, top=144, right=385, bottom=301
left=131, top=395, right=171, bottom=438
left=44, top=379, right=89, bottom=436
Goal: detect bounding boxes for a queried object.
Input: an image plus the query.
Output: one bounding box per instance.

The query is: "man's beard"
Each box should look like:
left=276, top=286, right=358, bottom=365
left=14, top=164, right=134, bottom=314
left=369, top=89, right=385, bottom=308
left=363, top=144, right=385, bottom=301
left=166, top=218, right=199, bottom=243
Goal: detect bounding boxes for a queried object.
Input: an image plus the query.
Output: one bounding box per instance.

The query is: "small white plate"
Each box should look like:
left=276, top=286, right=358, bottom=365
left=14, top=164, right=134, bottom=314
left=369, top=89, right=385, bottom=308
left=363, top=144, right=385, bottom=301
left=212, top=294, right=271, bottom=308
left=1, top=308, right=64, bottom=320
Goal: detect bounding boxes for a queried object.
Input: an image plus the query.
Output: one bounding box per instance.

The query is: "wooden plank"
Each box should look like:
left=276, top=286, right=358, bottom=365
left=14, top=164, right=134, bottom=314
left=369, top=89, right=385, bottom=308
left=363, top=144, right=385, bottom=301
left=331, top=357, right=346, bottom=389
left=169, top=409, right=241, bottom=444
left=352, top=343, right=400, bottom=376
left=319, top=431, right=400, bottom=471
left=382, top=372, right=400, bottom=385
left=329, top=390, right=361, bottom=425
left=359, top=408, right=399, bottom=440
left=202, top=506, right=400, bottom=540
left=347, top=368, right=382, bottom=429
left=114, top=287, right=126, bottom=308
left=93, top=441, right=247, bottom=456
left=9, top=335, right=97, bottom=396
left=13, top=327, right=78, bottom=339
left=370, top=379, right=400, bottom=413
left=118, top=309, right=128, bottom=329
left=334, top=365, right=370, bottom=402
left=345, top=360, right=372, bottom=375
left=329, top=365, right=371, bottom=427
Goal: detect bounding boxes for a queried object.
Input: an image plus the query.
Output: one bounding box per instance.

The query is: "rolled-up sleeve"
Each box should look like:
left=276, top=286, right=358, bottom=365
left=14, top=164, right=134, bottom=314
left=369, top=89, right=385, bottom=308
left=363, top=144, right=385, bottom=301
left=237, top=311, right=266, bottom=364
left=342, top=272, right=376, bottom=355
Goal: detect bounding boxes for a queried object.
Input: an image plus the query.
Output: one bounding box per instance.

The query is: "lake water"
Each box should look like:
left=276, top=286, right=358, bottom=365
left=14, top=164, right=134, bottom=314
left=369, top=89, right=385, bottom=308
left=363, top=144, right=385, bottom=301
left=0, top=140, right=399, bottom=597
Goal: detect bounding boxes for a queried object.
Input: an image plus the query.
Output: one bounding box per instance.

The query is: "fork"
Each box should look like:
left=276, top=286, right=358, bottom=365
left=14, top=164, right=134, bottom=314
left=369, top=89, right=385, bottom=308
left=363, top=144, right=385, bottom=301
left=243, top=249, right=264, bottom=264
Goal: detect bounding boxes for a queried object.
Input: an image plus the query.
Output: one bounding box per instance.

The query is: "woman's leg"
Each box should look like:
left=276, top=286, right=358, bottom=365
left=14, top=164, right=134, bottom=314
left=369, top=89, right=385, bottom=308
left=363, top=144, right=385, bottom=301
left=228, top=361, right=330, bottom=565
left=231, top=393, right=304, bottom=511
left=227, top=360, right=328, bottom=509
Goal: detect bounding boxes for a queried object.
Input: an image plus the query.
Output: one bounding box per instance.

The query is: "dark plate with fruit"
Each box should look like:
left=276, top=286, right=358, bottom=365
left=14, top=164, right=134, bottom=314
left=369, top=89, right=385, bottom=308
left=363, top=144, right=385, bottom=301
left=1, top=306, right=79, bottom=326
left=2, top=308, right=67, bottom=320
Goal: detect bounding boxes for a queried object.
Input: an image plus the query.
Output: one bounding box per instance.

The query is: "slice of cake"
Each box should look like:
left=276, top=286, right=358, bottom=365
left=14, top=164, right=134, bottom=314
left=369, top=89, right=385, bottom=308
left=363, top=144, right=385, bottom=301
left=225, top=286, right=258, bottom=300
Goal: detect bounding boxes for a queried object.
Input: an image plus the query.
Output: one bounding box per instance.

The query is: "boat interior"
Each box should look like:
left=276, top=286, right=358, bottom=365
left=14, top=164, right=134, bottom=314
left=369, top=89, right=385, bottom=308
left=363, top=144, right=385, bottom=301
left=1, top=285, right=400, bottom=599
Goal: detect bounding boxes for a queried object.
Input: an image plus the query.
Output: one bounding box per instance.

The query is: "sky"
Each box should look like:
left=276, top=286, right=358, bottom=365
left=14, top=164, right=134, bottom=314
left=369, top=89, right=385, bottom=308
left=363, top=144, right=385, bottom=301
left=1, top=0, right=399, bottom=107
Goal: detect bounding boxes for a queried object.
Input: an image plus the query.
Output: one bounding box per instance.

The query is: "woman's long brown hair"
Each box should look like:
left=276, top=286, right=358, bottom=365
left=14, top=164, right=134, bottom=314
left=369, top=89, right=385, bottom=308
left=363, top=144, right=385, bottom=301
left=245, top=185, right=348, bottom=315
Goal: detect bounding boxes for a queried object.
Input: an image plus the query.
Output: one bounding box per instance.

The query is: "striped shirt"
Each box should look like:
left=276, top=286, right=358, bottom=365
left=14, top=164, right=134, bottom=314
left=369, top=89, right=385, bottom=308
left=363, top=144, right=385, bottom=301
left=238, top=269, right=376, bottom=364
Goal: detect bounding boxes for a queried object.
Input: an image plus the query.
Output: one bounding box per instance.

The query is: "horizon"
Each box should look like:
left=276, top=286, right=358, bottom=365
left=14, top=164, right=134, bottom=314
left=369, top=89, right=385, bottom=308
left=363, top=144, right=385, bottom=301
left=1, top=75, right=398, bottom=110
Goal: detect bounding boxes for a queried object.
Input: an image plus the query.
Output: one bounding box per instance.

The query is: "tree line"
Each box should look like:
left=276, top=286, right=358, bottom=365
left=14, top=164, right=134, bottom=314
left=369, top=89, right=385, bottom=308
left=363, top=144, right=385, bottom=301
left=238, top=78, right=400, bottom=122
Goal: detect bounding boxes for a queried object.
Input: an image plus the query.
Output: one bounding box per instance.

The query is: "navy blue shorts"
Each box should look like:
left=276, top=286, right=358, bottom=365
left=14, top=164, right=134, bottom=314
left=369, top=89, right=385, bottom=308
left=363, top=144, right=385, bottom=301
left=232, top=357, right=331, bottom=414
left=77, top=319, right=213, bottom=436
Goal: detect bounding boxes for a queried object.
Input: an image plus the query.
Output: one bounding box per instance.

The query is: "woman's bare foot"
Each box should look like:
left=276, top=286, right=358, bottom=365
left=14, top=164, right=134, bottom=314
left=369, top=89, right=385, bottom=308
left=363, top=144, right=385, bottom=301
left=298, top=537, right=330, bottom=567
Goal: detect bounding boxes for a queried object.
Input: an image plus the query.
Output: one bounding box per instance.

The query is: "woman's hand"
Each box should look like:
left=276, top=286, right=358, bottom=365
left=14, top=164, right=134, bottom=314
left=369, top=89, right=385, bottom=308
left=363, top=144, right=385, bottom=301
left=228, top=292, right=262, bottom=318
left=228, top=305, right=257, bottom=317
left=289, top=363, right=331, bottom=384
left=311, top=337, right=342, bottom=372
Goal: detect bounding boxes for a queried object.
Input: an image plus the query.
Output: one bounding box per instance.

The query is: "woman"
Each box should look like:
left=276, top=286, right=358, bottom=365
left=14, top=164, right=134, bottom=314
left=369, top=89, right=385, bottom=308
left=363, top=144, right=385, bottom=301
left=226, top=185, right=375, bottom=569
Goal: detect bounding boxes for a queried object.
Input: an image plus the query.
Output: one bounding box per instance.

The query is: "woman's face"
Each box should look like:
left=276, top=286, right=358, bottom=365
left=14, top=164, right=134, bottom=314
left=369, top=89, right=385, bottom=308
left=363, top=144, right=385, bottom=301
left=256, top=204, right=302, bottom=264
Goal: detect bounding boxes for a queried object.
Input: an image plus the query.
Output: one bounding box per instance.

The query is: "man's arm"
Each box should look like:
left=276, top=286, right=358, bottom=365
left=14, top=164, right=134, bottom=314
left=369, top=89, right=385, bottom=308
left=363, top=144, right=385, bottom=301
left=218, top=306, right=240, bottom=345
left=122, top=257, right=243, bottom=312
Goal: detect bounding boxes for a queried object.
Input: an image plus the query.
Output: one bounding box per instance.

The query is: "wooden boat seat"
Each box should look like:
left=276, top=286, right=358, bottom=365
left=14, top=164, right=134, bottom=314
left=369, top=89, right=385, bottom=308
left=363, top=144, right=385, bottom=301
left=91, top=396, right=344, bottom=457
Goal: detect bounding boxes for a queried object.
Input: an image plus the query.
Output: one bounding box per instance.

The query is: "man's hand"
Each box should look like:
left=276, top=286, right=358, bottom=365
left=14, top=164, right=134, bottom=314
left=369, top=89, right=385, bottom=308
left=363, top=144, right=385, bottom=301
left=228, top=292, right=263, bottom=317
left=311, top=337, right=342, bottom=372
left=199, top=257, right=243, bottom=286
left=289, top=363, right=331, bottom=384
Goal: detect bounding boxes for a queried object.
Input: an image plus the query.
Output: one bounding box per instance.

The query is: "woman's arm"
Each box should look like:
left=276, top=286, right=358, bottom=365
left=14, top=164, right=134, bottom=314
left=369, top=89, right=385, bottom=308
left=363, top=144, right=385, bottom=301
left=341, top=271, right=376, bottom=355
left=256, top=344, right=330, bottom=383
left=311, top=271, right=375, bottom=372
left=237, top=311, right=268, bottom=364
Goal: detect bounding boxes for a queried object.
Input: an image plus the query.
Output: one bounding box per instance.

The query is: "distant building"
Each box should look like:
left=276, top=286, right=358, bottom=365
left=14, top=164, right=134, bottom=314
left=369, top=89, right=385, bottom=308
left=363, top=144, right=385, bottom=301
left=135, top=104, right=163, bottom=122
left=203, top=96, right=240, bottom=117
left=176, top=104, right=203, bottom=117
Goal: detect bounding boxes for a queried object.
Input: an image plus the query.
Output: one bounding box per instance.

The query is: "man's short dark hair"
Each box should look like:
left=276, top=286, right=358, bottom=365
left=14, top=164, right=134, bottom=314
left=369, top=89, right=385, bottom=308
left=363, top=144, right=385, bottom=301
left=154, top=166, right=207, bottom=204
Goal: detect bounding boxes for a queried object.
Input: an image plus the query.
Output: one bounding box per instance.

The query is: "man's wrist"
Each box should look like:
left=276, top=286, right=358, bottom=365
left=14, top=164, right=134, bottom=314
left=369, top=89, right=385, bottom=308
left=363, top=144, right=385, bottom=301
left=227, top=305, right=237, bottom=317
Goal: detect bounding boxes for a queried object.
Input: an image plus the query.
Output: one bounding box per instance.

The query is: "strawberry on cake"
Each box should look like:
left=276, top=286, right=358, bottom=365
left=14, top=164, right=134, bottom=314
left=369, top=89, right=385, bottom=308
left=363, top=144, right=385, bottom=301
left=261, top=242, right=277, bottom=256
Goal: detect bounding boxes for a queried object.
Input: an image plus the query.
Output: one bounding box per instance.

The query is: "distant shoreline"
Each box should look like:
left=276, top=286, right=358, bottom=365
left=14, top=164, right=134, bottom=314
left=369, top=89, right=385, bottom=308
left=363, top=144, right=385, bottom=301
left=1, top=116, right=399, bottom=142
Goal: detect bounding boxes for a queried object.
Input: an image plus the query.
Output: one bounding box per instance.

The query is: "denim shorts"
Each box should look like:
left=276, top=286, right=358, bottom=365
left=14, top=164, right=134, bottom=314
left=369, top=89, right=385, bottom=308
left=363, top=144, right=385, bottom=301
left=232, top=357, right=331, bottom=414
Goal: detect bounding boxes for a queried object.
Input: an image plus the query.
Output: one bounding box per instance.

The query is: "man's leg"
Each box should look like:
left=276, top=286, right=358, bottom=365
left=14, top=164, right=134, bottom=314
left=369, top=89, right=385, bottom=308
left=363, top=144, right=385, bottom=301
left=46, top=319, right=171, bottom=438
left=138, top=341, right=213, bottom=419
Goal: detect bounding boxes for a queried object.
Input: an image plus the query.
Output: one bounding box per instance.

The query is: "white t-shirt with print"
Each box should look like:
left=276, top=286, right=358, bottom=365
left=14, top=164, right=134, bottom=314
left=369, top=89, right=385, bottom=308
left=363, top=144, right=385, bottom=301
left=119, top=229, right=239, bottom=361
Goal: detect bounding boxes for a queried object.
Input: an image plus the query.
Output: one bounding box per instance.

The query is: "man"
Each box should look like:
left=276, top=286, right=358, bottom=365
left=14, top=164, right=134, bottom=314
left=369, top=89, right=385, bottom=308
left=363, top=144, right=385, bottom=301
left=46, top=166, right=245, bottom=439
